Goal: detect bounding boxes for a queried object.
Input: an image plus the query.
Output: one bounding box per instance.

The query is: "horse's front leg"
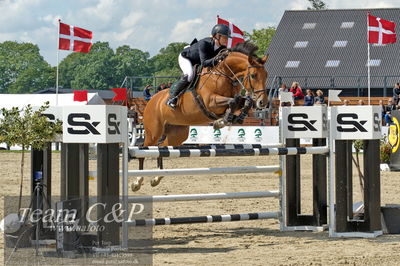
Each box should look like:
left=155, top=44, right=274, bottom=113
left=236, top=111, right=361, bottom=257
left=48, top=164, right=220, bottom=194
left=210, top=95, right=242, bottom=129
left=233, top=96, right=254, bottom=124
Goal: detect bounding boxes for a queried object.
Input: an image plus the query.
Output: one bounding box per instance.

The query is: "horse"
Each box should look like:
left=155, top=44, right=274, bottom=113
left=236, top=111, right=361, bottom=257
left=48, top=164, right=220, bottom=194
left=131, top=42, right=269, bottom=191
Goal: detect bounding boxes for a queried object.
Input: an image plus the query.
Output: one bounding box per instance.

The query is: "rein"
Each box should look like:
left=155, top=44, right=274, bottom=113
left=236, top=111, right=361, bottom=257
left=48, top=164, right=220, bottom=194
left=191, top=52, right=265, bottom=121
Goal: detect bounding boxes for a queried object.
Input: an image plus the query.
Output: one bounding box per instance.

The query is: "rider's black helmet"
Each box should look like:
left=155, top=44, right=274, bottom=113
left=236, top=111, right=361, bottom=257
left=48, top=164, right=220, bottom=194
left=211, top=24, right=232, bottom=38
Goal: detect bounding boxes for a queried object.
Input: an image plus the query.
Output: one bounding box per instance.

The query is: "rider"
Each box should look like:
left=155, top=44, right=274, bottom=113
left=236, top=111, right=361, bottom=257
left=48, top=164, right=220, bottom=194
left=166, top=24, right=232, bottom=109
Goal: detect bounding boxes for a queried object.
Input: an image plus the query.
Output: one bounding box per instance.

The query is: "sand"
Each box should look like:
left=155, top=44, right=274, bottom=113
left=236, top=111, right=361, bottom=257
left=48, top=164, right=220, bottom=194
left=0, top=151, right=400, bottom=265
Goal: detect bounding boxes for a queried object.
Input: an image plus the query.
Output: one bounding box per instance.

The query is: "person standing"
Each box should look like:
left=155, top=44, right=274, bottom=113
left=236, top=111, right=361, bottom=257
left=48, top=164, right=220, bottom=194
left=143, top=85, right=152, bottom=101
left=393, top=83, right=400, bottom=105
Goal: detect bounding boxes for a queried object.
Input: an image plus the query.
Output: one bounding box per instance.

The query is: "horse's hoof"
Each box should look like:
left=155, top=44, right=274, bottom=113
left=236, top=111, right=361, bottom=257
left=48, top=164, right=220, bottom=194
left=213, top=119, right=225, bottom=130
left=150, top=176, right=164, bottom=187
left=131, top=177, right=144, bottom=192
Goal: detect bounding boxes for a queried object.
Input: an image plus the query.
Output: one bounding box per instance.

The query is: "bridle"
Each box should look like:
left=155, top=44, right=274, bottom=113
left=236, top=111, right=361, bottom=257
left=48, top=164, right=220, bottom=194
left=202, top=53, right=266, bottom=97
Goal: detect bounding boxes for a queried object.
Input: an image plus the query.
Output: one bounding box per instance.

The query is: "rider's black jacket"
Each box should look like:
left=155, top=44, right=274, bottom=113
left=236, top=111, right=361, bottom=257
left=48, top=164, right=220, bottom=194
left=180, top=37, right=226, bottom=67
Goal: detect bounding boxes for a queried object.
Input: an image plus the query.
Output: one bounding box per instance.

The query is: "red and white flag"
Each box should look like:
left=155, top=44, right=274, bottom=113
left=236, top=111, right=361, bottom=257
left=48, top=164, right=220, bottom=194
left=73, top=90, right=88, bottom=102
left=368, top=14, right=396, bottom=44
left=217, top=16, right=245, bottom=48
left=59, top=22, right=93, bottom=53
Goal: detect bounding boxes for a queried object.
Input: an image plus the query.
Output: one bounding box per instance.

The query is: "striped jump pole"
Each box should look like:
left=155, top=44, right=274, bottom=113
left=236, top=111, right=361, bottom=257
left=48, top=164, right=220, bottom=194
left=133, top=143, right=284, bottom=150
left=127, top=190, right=280, bottom=203
left=126, top=211, right=279, bottom=226
left=129, top=146, right=329, bottom=158
left=89, top=165, right=281, bottom=178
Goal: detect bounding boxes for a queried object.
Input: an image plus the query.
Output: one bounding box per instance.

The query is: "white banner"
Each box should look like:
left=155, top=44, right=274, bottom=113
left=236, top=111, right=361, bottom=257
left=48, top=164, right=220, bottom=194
left=330, top=106, right=381, bottom=140
left=63, top=105, right=127, bottom=143
left=184, top=126, right=280, bottom=144
left=281, top=106, right=328, bottom=139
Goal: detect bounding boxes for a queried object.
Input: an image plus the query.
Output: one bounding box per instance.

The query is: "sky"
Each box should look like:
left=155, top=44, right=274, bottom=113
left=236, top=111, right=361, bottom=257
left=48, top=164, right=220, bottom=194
left=0, top=0, right=398, bottom=66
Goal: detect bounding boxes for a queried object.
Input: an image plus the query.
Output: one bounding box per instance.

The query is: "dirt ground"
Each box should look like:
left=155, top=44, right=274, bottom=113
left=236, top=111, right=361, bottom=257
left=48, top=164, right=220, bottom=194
left=0, top=151, right=400, bottom=265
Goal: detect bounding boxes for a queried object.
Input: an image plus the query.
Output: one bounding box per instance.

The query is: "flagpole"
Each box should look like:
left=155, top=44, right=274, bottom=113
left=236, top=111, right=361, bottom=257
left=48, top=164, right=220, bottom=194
left=367, top=12, right=371, bottom=105
left=56, top=19, right=60, bottom=106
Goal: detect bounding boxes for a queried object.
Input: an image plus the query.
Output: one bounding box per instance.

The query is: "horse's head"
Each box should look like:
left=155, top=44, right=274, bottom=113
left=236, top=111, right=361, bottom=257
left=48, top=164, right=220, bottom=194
left=243, top=55, right=268, bottom=109
left=222, top=42, right=269, bottom=109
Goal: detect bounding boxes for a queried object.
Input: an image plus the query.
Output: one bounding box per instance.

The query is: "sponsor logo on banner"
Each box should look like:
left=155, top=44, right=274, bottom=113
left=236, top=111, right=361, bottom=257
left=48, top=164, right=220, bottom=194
left=107, top=113, right=121, bottom=135
left=213, top=129, right=222, bottom=141
left=190, top=128, right=198, bottom=141
left=254, top=128, right=262, bottom=142
left=287, top=113, right=317, bottom=131
left=237, top=128, right=246, bottom=142
left=336, top=113, right=368, bottom=132
left=389, top=117, right=400, bottom=153
left=67, top=113, right=101, bottom=135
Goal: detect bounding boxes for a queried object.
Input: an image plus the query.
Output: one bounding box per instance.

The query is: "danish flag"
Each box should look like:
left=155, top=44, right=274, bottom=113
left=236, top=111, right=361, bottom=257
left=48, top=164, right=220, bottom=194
left=368, top=14, right=396, bottom=45
left=59, top=22, right=93, bottom=53
left=217, top=16, right=245, bottom=48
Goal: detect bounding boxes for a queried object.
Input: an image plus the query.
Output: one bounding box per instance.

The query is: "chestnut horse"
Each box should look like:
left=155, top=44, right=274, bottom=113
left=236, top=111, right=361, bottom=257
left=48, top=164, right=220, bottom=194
left=132, top=42, right=269, bottom=191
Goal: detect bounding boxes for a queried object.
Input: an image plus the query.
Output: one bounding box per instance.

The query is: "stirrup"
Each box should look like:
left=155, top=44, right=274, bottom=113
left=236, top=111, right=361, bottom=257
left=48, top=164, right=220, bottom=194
left=166, top=98, right=177, bottom=109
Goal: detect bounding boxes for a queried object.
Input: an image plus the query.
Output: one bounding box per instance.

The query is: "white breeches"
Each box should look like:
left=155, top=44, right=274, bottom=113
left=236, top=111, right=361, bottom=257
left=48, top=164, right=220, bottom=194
left=178, top=54, right=194, bottom=82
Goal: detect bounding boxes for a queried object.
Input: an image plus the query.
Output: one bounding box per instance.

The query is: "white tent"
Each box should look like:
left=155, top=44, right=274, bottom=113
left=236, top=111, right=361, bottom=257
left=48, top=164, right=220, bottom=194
left=0, top=93, right=105, bottom=110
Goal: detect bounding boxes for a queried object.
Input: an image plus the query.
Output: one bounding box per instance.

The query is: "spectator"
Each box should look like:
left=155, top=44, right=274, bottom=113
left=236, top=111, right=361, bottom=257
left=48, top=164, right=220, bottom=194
left=384, top=99, right=397, bottom=126
left=379, top=100, right=385, bottom=120
left=289, top=82, right=304, bottom=104
left=314, top=90, right=325, bottom=105
left=343, top=99, right=349, bottom=106
left=303, top=89, right=315, bottom=106
left=157, top=83, right=166, bottom=93
left=358, top=99, right=365, bottom=105
left=166, top=82, right=173, bottom=89
left=279, top=83, right=288, bottom=92
left=393, top=83, right=400, bottom=105
left=279, top=83, right=290, bottom=106
left=143, top=85, right=152, bottom=101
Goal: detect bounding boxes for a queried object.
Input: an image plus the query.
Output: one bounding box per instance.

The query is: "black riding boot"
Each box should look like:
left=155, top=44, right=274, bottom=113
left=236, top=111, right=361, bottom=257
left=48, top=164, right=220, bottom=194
left=166, top=75, right=190, bottom=109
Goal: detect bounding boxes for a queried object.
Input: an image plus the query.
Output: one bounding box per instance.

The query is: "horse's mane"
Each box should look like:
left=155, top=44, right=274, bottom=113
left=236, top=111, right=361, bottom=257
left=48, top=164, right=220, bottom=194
left=229, top=41, right=264, bottom=64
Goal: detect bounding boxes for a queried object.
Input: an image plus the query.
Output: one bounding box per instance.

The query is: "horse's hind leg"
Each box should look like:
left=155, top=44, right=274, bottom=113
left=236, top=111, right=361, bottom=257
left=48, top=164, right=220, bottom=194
left=131, top=158, right=145, bottom=192
left=151, top=125, right=189, bottom=187
left=131, top=119, right=165, bottom=192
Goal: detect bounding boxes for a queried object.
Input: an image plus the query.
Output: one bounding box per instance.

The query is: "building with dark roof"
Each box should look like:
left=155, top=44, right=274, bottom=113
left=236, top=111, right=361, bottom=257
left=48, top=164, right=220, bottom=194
left=265, top=8, right=400, bottom=97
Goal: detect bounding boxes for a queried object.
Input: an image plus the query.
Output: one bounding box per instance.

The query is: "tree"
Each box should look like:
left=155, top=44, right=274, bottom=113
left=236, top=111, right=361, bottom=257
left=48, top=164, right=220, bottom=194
left=307, top=0, right=328, bottom=10
left=0, top=103, right=62, bottom=212
left=0, top=41, right=55, bottom=93
left=115, top=45, right=153, bottom=89
left=59, top=42, right=118, bottom=90
left=245, top=27, right=276, bottom=57
left=151, top=42, right=188, bottom=77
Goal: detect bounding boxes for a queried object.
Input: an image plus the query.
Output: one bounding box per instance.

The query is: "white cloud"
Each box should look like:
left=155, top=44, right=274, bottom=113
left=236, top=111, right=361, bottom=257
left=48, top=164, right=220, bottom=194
left=288, top=0, right=308, bottom=10
left=328, top=0, right=397, bottom=9
left=254, top=22, right=276, bottom=30
left=120, top=11, right=146, bottom=29
left=186, top=0, right=230, bottom=8
left=170, top=18, right=207, bottom=43
left=39, top=14, right=62, bottom=26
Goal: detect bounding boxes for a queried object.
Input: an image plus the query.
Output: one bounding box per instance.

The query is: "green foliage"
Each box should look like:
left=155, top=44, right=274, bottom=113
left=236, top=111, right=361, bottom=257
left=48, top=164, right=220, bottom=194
left=60, top=42, right=118, bottom=90
left=353, top=139, right=363, bottom=152
left=380, top=137, right=391, bottom=164
left=151, top=42, right=188, bottom=74
left=0, top=102, right=62, bottom=150
left=307, top=0, right=328, bottom=10
left=244, top=27, right=276, bottom=57
left=0, top=41, right=55, bottom=93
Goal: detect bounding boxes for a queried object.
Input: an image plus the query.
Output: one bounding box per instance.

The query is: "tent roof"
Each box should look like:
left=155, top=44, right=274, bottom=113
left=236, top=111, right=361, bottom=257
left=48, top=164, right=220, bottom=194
left=0, top=93, right=105, bottom=110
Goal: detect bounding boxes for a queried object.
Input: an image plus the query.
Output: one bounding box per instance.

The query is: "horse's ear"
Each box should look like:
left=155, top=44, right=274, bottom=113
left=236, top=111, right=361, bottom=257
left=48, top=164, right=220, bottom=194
left=261, top=54, right=269, bottom=64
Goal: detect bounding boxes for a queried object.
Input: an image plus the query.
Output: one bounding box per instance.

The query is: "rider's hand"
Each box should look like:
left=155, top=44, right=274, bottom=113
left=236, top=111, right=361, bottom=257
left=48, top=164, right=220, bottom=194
left=214, top=53, right=228, bottom=63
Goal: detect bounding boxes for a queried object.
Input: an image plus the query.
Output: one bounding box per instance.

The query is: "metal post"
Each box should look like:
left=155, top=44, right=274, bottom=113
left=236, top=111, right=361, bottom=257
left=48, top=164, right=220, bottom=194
left=363, top=140, right=381, bottom=232
left=97, top=143, right=120, bottom=247
left=312, top=138, right=327, bottom=225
